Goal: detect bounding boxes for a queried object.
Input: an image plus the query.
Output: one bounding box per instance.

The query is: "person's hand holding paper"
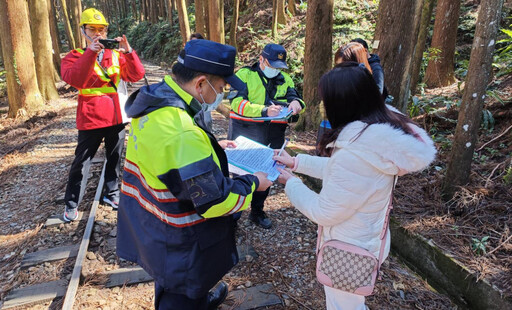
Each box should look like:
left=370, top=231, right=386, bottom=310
left=218, top=139, right=237, bottom=149
left=253, top=172, right=273, bottom=191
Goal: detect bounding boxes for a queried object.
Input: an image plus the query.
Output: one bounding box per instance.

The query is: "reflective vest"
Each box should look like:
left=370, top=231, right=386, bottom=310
left=76, top=48, right=120, bottom=96
left=117, top=76, right=257, bottom=298
left=230, top=64, right=305, bottom=124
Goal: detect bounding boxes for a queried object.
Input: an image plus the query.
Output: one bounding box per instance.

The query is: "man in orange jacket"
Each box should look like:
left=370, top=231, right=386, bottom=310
left=61, top=8, right=145, bottom=221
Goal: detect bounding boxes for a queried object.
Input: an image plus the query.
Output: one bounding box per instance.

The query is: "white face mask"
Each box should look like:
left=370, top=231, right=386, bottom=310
left=262, top=66, right=280, bottom=79
left=200, top=79, right=224, bottom=112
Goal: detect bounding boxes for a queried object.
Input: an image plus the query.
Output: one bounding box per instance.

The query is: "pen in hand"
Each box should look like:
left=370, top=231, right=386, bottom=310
left=273, top=138, right=289, bottom=167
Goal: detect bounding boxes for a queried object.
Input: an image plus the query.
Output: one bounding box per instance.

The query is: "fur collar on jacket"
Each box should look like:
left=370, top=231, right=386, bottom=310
left=333, top=120, right=437, bottom=175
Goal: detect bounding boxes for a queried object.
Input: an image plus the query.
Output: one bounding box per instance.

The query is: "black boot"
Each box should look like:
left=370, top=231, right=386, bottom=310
left=249, top=211, right=272, bottom=229
left=207, top=281, right=228, bottom=310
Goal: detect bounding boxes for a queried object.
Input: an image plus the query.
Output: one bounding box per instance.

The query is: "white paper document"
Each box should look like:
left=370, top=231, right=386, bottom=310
left=251, top=107, right=293, bottom=121
left=225, top=136, right=285, bottom=181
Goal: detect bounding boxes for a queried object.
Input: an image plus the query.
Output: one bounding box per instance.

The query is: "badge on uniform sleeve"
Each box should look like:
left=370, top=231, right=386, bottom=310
left=184, top=172, right=222, bottom=207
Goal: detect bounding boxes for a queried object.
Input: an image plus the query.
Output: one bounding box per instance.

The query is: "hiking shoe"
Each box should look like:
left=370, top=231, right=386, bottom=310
left=63, top=207, right=79, bottom=222
left=102, top=196, right=119, bottom=209
left=249, top=212, right=272, bottom=229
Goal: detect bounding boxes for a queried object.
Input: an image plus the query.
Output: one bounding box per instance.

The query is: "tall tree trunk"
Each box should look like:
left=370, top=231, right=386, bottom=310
left=204, top=0, right=209, bottom=38
left=271, top=0, right=278, bottom=38
left=424, top=0, right=462, bottom=88
left=219, top=0, right=225, bottom=42
left=28, top=0, right=59, bottom=101
left=442, top=0, right=504, bottom=199
left=140, top=0, right=146, bottom=21
left=373, top=0, right=424, bottom=113
left=160, top=0, right=166, bottom=20
left=68, top=0, right=84, bottom=48
left=194, top=0, right=206, bottom=37
left=0, top=0, right=44, bottom=118
left=276, top=0, right=287, bottom=24
left=151, top=0, right=159, bottom=23
left=48, top=0, right=62, bottom=80
left=229, top=0, right=239, bottom=48
left=166, top=0, right=174, bottom=27
left=59, top=0, right=76, bottom=49
left=208, top=0, right=223, bottom=43
left=176, top=0, right=191, bottom=45
left=410, top=0, right=435, bottom=94
left=131, top=0, right=138, bottom=21
left=295, top=0, right=334, bottom=131
left=288, top=0, right=296, bottom=16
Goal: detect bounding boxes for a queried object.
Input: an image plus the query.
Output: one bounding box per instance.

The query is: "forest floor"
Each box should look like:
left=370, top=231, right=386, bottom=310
left=0, top=61, right=467, bottom=310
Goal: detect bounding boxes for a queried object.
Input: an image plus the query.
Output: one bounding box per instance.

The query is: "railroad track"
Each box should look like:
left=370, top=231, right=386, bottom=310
left=1, top=158, right=153, bottom=310
left=1, top=158, right=279, bottom=310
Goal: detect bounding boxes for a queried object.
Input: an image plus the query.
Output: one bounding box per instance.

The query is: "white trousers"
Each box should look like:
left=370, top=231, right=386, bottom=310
left=324, top=286, right=366, bottom=310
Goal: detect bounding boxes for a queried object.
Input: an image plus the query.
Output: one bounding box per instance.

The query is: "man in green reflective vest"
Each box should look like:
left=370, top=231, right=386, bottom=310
left=228, top=43, right=305, bottom=229
left=116, top=39, right=272, bottom=310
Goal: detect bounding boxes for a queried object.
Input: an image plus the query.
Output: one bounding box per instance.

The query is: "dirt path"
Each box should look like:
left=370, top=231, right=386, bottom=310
left=0, top=61, right=455, bottom=309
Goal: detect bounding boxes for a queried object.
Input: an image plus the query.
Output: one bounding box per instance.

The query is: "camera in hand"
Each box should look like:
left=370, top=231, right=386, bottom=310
left=98, top=39, right=119, bottom=50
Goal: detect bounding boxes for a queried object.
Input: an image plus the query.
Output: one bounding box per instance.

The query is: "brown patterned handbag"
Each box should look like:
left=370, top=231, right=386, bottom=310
left=315, top=179, right=395, bottom=296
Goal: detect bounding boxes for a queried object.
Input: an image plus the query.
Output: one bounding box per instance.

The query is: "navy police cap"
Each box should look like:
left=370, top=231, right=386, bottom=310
left=261, top=43, right=288, bottom=69
left=178, top=39, right=245, bottom=90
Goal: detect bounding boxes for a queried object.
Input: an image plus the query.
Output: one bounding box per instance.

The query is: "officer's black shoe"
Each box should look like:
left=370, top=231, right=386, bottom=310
left=249, top=212, right=272, bottom=229
left=207, top=281, right=228, bottom=310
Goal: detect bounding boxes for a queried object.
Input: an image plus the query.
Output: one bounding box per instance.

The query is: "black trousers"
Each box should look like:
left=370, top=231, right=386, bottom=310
left=64, top=124, right=126, bottom=210
left=155, top=282, right=208, bottom=310
left=228, top=118, right=287, bottom=215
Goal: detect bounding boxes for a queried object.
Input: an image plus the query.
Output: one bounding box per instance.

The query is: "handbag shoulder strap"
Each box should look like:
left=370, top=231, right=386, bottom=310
left=317, top=175, right=397, bottom=267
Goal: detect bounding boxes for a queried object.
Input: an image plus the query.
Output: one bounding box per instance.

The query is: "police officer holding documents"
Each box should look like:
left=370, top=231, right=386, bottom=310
left=116, top=39, right=272, bottom=309
left=228, top=44, right=305, bottom=229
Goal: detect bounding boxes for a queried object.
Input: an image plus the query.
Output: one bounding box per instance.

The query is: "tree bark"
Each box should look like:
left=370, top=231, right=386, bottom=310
left=373, top=0, right=424, bottom=113
left=165, top=0, right=174, bottom=27
left=59, top=0, right=76, bottom=49
left=219, top=0, right=225, bottom=42
left=410, top=0, right=435, bottom=94
left=288, top=0, right=296, bottom=16
left=424, top=0, right=462, bottom=88
left=208, top=0, right=224, bottom=43
left=176, top=0, right=191, bottom=45
left=28, top=0, right=59, bottom=101
left=0, top=0, right=44, bottom=118
left=277, top=0, right=287, bottom=24
left=68, top=0, right=84, bottom=48
left=229, top=0, right=239, bottom=48
left=194, top=0, right=206, bottom=37
left=271, top=0, right=278, bottom=38
left=442, top=0, right=504, bottom=199
left=48, top=0, right=62, bottom=80
left=295, top=0, right=334, bottom=131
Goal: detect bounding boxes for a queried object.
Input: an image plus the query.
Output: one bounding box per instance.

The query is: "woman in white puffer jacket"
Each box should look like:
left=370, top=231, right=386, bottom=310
left=274, top=62, right=437, bottom=310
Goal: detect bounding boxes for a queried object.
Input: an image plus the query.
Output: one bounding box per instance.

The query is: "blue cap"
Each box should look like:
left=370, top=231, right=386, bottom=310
left=178, top=40, right=245, bottom=90
left=261, top=44, right=288, bottom=69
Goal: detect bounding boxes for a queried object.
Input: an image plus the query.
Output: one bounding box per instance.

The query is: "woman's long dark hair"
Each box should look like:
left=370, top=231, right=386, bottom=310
left=317, top=62, right=418, bottom=156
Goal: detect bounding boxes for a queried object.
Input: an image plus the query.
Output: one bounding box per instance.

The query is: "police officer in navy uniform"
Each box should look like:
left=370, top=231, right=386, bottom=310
left=116, top=40, right=272, bottom=309
left=228, top=44, right=305, bottom=229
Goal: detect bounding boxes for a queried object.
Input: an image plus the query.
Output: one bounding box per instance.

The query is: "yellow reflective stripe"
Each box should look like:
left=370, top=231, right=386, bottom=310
left=121, top=181, right=206, bottom=227
left=79, top=87, right=117, bottom=95
left=200, top=184, right=255, bottom=218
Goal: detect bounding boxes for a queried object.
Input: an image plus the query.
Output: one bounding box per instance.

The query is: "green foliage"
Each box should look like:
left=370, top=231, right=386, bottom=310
left=332, top=0, right=378, bottom=50
left=494, top=20, right=512, bottom=78
left=471, top=236, right=489, bottom=255
left=0, top=70, right=6, bottom=97
left=503, top=165, right=512, bottom=184
left=480, top=109, right=495, bottom=132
